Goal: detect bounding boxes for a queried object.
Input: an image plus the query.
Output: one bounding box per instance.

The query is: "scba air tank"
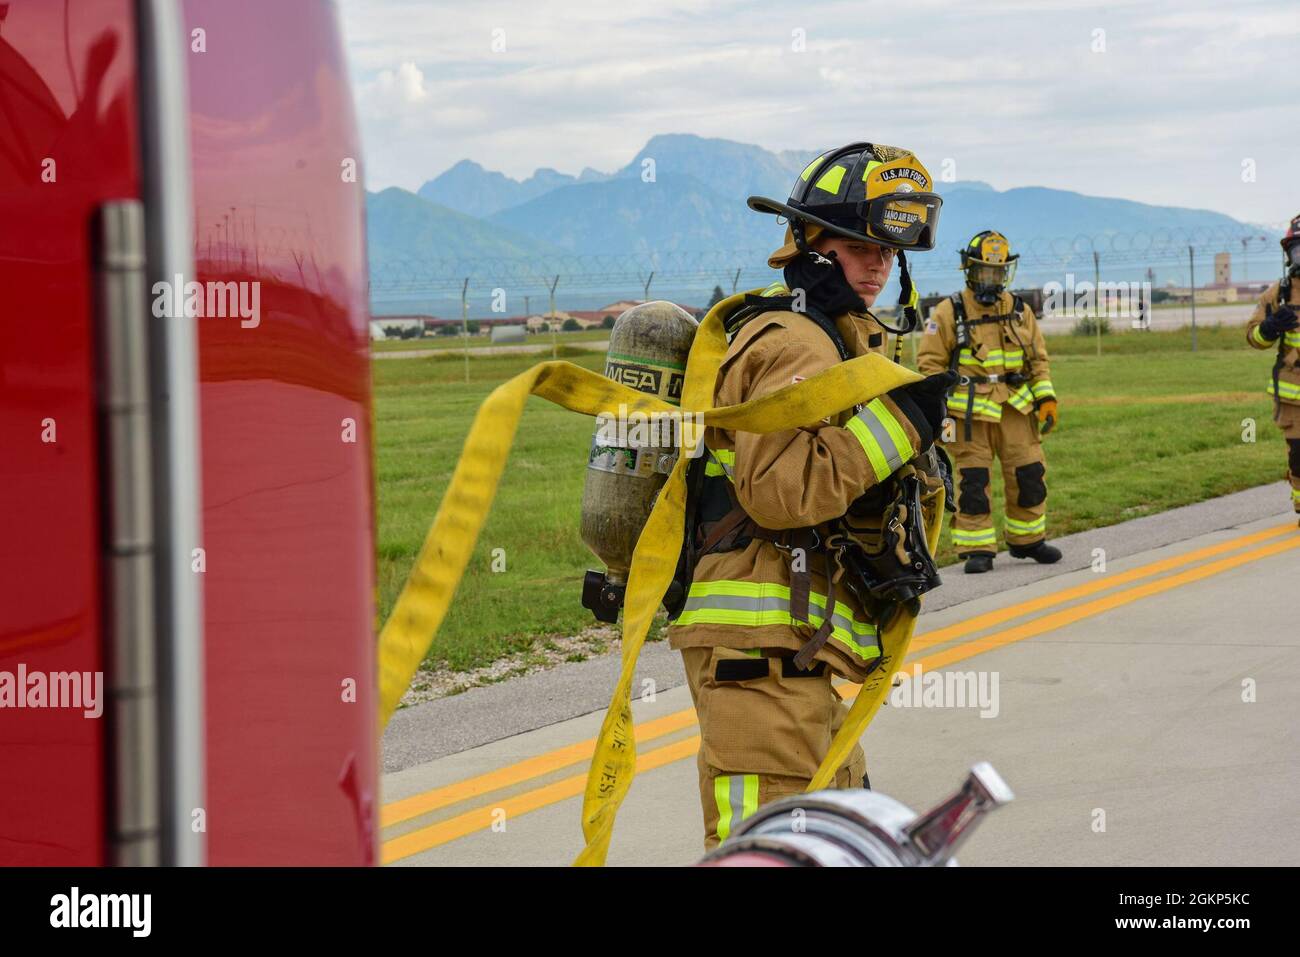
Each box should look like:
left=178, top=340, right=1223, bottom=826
left=580, top=301, right=698, bottom=622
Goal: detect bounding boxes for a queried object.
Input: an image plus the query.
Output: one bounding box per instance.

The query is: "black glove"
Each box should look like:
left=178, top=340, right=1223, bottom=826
left=1261, top=304, right=1298, bottom=340
left=888, top=371, right=958, bottom=450
left=784, top=250, right=867, bottom=318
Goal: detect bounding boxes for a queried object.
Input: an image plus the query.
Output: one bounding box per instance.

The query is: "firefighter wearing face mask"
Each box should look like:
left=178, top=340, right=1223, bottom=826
left=917, top=230, right=1062, bottom=574
left=665, top=142, right=956, bottom=850
left=1245, top=213, right=1300, bottom=521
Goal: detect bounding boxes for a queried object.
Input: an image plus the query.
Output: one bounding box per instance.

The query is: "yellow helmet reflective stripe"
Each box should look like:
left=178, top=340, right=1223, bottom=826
left=813, top=164, right=848, bottom=194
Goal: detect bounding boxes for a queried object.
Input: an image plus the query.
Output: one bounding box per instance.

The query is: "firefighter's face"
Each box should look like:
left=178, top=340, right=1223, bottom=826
left=814, top=236, right=895, bottom=306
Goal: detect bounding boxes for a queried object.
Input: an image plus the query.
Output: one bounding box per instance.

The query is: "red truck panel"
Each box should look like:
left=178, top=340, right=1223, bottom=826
left=0, top=0, right=141, bottom=865
left=183, top=0, right=377, bottom=865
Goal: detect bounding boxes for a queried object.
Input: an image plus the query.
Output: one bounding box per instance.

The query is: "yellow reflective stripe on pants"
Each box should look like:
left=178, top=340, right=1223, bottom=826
left=1267, top=380, right=1300, bottom=401
left=1005, top=513, right=1046, bottom=536
left=845, top=397, right=915, bottom=483
left=674, top=579, right=880, bottom=661
left=952, top=527, right=996, bottom=548
left=714, top=774, right=759, bottom=842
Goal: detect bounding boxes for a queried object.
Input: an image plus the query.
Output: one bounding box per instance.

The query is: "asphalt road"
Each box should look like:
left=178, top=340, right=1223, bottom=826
left=372, top=340, right=609, bottom=360
left=370, top=303, right=1256, bottom=363
left=380, top=486, right=1300, bottom=867
left=1037, top=303, right=1254, bottom=333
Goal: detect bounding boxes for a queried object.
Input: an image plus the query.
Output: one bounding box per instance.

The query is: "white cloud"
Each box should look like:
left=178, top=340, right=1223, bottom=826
left=378, top=62, right=429, bottom=104
left=337, top=0, right=1299, bottom=223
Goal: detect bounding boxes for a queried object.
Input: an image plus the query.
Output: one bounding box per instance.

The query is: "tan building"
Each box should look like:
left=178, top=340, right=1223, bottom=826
left=1214, top=252, right=1232, bottom=285
left=1195, top=285, right=1238, bottom=304
left=598, top=299, right=644, bottom=314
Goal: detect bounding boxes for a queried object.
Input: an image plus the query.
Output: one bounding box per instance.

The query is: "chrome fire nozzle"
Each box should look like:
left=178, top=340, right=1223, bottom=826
left=701, top=763, right=1013, bottom=867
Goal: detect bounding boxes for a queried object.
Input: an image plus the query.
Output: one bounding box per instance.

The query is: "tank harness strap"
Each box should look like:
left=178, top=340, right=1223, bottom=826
left=948, top=293, right=976, bottom=442
left=746, top=525, right=834, bottom=664
left=737, top=294, right=851, bottom=361
left=694, top=496, right=836, bottom=665
left=791, top=549, right=838, bottom=671
left=1275, top=277, right=1294, bottom=417
left=696, top=504, right=752, bottom=555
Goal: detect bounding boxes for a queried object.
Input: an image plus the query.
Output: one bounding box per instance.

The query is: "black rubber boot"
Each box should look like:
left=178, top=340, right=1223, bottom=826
left=963, top=552, right=994, bottom=574
left=1009, top=540, right=1062, bottom=564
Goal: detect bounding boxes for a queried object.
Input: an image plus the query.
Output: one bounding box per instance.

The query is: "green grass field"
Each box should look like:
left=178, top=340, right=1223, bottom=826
left=374, top=324, right=1288, bottom=673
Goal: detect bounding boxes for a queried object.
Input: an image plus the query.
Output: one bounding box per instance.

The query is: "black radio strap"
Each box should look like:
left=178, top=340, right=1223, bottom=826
left=1273, top=277, right=1294, bottom=416
left=946, top=294, right=976, bottom=441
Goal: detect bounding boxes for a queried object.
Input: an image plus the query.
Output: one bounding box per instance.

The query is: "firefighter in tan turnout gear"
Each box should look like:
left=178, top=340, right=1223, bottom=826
left=665, top=142, right=957, bottom=849
left=1245, top=213, right=1300, bottom=521
left=918, top=230, right=1062, bottom=574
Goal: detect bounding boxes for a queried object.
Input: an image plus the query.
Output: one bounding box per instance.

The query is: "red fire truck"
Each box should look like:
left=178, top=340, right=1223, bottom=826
left=0, top=0, right=377, bottom=865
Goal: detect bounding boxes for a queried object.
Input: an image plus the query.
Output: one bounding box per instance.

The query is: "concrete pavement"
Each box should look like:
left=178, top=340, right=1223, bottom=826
left=380, top=491, right=1300, bottom=866
left=382, top=482, right=1291, bottom=772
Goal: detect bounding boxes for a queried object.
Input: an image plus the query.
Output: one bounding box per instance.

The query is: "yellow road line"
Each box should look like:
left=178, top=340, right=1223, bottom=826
left=910, top=523, right=1293, bottom=653
left=383, top=736, right=701, bottom=864
left=381, top=710, right=696, bottom=828
left=382, top=528, right=1300, bottom=862
left=382, top=522, right=1294, bottom=827
left=920, top=534, right=1300, bottom=671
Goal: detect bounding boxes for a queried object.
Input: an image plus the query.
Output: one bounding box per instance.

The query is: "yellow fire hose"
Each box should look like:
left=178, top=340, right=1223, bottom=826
left=377, top=294, right=945, bottom=866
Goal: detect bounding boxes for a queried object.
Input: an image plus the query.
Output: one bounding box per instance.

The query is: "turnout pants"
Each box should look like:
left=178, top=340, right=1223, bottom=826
left=1276, top=404, right=1300, bottom=514
left=681, top=645, right=867, bottom=851
left=947, top=406, right=1048, bottom=555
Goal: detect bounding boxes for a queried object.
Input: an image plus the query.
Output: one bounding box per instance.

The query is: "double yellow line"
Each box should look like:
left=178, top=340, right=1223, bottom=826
left=381, top=522, right=1299, bottom=864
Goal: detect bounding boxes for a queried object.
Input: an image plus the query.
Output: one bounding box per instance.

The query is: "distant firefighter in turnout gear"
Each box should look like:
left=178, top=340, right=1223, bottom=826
left=1245, top=213, right=1300, bottom=521
left=666, top=142, right=955, bottom=850
left=917, top=230, right=1062, bottom=573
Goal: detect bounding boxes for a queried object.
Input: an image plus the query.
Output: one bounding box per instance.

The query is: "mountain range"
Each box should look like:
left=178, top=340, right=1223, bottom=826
left=367, top=134, right=1267, bottom=316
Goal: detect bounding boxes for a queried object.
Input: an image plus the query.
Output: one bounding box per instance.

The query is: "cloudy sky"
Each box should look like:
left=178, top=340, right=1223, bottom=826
left=339, top=0, right=1299, bottom=226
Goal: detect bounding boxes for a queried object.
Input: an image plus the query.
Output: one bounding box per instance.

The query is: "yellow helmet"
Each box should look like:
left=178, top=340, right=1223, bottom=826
left=960, top=230, right=1018, bottom=305
left=752, top=142, right=943, bottom=267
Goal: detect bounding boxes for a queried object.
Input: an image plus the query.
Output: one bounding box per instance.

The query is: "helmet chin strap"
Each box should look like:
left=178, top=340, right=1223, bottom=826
left=888, top=250, right=920, bottom=335
left=792, top=217, right=810, bottom=256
